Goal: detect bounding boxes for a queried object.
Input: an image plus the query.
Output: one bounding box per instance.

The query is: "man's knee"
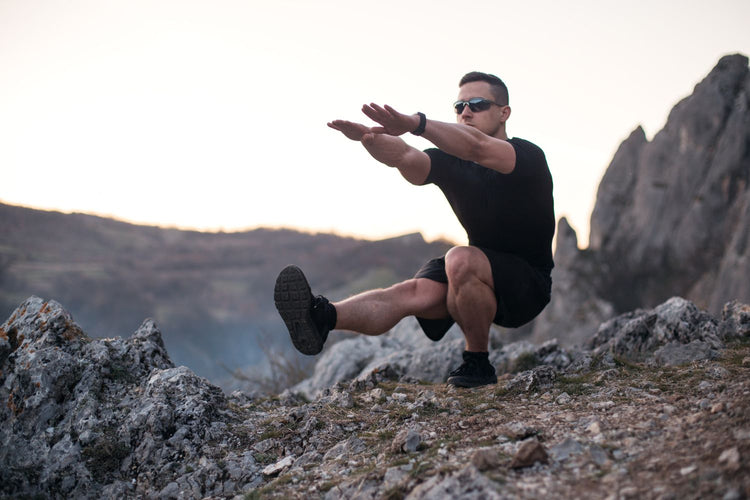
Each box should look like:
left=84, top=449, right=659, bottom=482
left=445, top=246, right=492, bottom=286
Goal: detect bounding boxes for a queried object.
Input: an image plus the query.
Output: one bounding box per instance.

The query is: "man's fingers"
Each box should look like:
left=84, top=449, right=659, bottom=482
left=383, top=104, right=401, bottom=117
left=328, top=119, right=350, bottom=129
left=361, top=104, right=382, bottom=123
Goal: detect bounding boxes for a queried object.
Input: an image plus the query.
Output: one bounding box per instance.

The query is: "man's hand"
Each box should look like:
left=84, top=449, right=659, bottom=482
left=327, top=120, right=374, bottom=141
left=361, top=104, right=419, bottom=136
left=328, top=109, right=431, bottom=185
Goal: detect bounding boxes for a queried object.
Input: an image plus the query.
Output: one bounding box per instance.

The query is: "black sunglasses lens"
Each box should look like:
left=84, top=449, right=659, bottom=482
left=468, top=99, right=492, bottom=112
left=455, top=98, right=493, bottom=114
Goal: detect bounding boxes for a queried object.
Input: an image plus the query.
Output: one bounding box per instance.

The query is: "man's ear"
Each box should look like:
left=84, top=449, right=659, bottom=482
left=502, top=105, right=512, bottom=121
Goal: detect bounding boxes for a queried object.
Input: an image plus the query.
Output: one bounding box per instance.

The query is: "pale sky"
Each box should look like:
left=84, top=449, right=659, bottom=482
left=2, top=0, right=749, bottom=247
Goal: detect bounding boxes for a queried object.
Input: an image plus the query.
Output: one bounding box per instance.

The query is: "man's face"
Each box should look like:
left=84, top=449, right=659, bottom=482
left=455, top=81, right=508, bottom=137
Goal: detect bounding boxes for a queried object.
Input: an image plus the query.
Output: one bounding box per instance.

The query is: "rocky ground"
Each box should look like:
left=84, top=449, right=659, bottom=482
left=1, top=297, right=749, bottom=499
left=246, top=342, right=750, bottom=499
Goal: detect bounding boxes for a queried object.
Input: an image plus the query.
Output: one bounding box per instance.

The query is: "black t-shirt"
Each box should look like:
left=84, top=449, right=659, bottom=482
left=423, top=137, right=555, bottom=271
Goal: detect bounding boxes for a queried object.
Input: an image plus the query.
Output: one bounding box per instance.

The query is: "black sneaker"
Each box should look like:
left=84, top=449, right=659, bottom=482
left=446, top=351, right=498, bottom=388
left=274, top=265, right=331, bottom=355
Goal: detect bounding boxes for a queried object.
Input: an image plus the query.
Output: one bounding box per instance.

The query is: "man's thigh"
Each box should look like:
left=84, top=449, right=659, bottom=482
left=477, top=247, right=551, bottom=328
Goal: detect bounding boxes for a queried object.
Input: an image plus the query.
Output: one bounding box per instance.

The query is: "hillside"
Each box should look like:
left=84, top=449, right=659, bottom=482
left=0, top=203, right=452, bottom=387
left=1, top=297, right=748, bottom=499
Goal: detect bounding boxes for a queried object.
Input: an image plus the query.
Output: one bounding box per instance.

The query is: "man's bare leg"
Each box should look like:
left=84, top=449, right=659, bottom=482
left=444, top=246, right=497, bottom=352
left=334, top=278, right=449, bottom=335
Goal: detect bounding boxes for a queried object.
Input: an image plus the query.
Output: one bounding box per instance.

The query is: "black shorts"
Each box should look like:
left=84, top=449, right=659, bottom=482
left=414, top=247, right=552, bottom=341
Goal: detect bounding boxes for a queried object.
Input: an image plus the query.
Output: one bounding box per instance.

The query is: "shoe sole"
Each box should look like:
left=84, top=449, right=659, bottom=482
left=446, top=375, right=498, bottom=388
left=274, top=265, right=324, bottom=355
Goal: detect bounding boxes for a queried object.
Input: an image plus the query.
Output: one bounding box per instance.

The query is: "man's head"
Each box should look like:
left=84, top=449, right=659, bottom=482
left=459, top=72, right=509, bottom=105
left=456, top=71, right=511, bottom=139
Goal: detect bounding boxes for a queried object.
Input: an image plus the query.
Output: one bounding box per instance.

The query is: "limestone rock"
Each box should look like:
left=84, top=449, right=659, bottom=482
left=0, top=297, right=260, bottom=499
left=470, top=448, right=502, bottom=471
left=523, top=54, right=750, bottom=346
left=588, top=297, right=723, bottom=363
left=391, top=427, right=422, bottom=454
left=506, top=365, right=558, bottom=393
left=406, top=465, right=503, bottom=500
left=521, top=218, right=615, bottom=347
left=510, top=439, right=549, bottom=469
left=292, top=318, right=464, bottom=398
left=720, top=300, right=750, bottom=340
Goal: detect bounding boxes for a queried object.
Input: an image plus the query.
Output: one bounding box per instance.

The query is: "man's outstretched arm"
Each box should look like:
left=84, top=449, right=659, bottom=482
left=327, top=119, right=430, bottom=185
left=362, top=104, right=516, bottom=174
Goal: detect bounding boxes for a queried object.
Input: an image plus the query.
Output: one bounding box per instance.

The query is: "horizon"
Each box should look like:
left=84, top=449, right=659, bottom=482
left=0, top=198, right=457, bottom=243
left=2, top=1, right=749, bottom=247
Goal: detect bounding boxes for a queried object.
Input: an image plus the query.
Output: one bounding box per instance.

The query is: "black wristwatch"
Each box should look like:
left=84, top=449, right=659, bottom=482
left=410, top=112, right=426, bottom=136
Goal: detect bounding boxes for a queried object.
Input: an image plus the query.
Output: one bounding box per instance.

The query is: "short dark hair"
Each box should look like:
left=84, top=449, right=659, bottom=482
left=459, top=71, right=509, bottom=105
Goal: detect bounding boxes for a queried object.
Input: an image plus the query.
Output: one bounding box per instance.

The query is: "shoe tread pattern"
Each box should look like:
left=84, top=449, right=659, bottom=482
left=274, top=265, right=323, bottom=355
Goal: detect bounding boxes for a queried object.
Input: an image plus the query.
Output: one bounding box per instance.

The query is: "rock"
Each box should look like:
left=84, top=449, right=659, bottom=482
left=0, top=298, right=261, bottom=499
left=707, top=365, right=731, bottom=379
left=506, top=365, right=557, bottom=392
left=589, top=297, right=723, bottom=363
left=262, top=455, right=294, bottom=477
left=549, top=437, right=586, bottom=461
left=406, top=465, right=502, bottom=500
left=587, top=421, right=603, bottom=435
left=492, top=338, right=574, bottom=374
left=523, top=54, right=750, bottom=345
left=588, top=444, right=610, bottom=467
left=383, top=465, right=409, bottom=490
left=502, top=421, right=540, bottom=440
left=654, top=340, right=720, bottom=366
left=719, top=447, right=742, bottom=472
left=510, top=439, right=549, bottom=469
left=292, top=319, right=465, bottom=398
left=680, top=465, right=697, bottom=476
left=323, top=436, right=366, bottom=461
left=557, top=392, right=572, bottom=405
left=470, top=448, right=502, bottom=471
left=719, top=301, right=750, bottom=339
left=391, top=427, right=421, bottom=454
left=521, top=218, right=616, bottom=347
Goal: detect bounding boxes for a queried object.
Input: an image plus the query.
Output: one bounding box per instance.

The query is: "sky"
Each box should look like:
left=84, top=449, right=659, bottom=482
left=1, top=0, right=749, bottom=248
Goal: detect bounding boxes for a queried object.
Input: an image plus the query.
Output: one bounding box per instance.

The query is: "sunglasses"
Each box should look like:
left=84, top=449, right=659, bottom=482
left=453, top=97, right=504, bottom=114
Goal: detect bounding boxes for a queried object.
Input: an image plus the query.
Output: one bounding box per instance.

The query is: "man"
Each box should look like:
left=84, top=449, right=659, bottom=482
left=274, top=72, right=555, bottom=388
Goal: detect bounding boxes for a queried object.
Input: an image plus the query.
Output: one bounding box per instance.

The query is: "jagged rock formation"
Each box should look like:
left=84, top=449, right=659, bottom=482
left=3, top=296, right=748, bottom=498
left=0, top=297, right=261, bottom=498
left=523, top=54, right=750, bottom=347
left=294, top=295, right=746, bottom=398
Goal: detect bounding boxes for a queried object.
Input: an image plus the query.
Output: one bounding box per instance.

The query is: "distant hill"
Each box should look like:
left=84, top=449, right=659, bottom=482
left=0, top=202, right=452, bottom=386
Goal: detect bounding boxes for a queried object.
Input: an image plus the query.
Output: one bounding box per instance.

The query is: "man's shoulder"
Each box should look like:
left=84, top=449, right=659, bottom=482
left=508, top=137, right=547, bottom=166
left=508, top=137, right=544, bottom=154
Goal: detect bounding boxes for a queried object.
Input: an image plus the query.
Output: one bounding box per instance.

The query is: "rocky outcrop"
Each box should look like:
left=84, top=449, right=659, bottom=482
left=294, top=295, right=746, bottom=398
left=1, top=296, right=749, bottom=498
left=0, top=297, right=261, bottom=498
left=525, top=54, right=750, bottom=346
